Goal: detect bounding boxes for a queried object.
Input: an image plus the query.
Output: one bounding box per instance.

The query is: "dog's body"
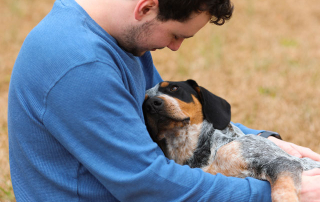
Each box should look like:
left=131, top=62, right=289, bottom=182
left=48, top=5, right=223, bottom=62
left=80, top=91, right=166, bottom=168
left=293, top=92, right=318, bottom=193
left=143, top=80, right=320, bottom=202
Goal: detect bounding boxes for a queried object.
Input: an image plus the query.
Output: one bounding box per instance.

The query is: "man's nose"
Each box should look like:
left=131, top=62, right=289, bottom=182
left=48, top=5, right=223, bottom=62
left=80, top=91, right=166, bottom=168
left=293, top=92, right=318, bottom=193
left=167, top=38, right=184, bottom=51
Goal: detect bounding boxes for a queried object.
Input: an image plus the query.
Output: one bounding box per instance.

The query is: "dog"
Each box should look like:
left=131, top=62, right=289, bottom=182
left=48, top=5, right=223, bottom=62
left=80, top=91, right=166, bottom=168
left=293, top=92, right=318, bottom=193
left=143, top=79, right=320, bottom=202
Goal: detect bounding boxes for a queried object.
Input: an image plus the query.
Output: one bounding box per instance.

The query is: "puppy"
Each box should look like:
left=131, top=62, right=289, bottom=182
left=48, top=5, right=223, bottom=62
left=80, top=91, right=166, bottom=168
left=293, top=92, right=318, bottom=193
left=143, top=79, right=320, bottom=202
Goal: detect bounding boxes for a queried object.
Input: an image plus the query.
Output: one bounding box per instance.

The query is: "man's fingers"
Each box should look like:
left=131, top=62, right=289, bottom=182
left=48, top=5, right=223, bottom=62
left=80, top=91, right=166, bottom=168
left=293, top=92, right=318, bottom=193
left=290, top=144, right=320, bottom=161
left=286, top=144, right=302, bottom=158
left=268, top=137, right=302, bottom=157
left=303, top=168, right=320, bottom=176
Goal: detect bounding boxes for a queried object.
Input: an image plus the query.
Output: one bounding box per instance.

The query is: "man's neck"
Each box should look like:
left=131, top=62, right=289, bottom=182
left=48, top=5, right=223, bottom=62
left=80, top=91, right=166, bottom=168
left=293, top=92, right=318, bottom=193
left=75, top=0, right=135, bottom=37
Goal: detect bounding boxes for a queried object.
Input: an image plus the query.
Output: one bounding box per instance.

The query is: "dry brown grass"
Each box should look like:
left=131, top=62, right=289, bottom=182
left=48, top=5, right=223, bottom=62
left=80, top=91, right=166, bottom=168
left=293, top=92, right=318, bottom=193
left=1, top=0, right=319, bottom=200
left=1, top=0, right=56, bottom=200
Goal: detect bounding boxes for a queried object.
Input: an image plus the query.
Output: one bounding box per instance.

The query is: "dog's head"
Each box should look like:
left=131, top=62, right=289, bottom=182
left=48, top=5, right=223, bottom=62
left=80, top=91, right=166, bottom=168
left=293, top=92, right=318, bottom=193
left=143, top=80, right=231, bottom=144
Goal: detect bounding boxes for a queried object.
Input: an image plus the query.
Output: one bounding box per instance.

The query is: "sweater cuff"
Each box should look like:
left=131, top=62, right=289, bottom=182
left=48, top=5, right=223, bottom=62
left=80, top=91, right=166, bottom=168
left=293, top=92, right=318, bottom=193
left=231, top=122, right=265, bottom=135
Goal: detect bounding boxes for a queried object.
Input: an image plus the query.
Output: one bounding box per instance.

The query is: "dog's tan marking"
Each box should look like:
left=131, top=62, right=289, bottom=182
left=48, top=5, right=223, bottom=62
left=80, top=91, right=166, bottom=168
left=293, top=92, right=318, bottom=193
left=202, top=141, right=249, bottom=177
left=144, top=94, right=149, bottom=101
left=160, top=82, right=169, bottom=88
left=269, top=173, right=300, bottom=202
left=174, top=95, right=203, bottom=125
left=158, top=95, right=189, bottom=121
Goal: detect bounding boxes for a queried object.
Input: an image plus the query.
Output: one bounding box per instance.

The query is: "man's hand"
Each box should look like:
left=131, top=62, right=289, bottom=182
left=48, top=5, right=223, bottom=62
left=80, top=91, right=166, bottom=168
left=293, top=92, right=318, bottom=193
left=301, top=169, right=320, bottom=202
left=267, top=136, right=320, bottom=161
left=264, top=136, right=320, bottom=201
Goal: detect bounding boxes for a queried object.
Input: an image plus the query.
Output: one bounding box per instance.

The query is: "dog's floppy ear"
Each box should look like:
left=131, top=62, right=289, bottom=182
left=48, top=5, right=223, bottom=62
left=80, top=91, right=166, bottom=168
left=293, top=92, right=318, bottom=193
left=187, top=79, right=231, bottom=130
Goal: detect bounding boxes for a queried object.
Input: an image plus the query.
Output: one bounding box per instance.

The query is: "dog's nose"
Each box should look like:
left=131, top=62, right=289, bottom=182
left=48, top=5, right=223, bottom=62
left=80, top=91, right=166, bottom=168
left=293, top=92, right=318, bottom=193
left=144, top=97, right=164, bottom=113
left=152, top=97, right=163, bottom=107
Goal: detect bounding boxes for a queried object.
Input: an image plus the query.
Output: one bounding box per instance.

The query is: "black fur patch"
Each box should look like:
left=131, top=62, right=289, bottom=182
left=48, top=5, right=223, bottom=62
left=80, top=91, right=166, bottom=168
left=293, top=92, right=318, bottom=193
left=183, top=127, right=215, bottom=168
left=157, top=81, right=200, bottom=104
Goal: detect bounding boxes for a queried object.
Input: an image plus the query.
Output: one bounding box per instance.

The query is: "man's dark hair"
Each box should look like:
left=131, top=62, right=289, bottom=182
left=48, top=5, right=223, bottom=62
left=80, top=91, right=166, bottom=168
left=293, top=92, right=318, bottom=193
left=157, top=0, right=234, bottom=25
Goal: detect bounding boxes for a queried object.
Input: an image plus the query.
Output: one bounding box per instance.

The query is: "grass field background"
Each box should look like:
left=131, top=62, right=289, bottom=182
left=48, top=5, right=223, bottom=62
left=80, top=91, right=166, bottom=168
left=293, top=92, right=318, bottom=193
left=1, top=0, right=319, bottom=200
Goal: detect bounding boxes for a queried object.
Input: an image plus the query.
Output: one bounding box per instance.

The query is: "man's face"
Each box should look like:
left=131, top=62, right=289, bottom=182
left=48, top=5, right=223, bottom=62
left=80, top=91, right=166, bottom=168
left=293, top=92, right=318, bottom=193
left=117, top=12, right=211, bottom=56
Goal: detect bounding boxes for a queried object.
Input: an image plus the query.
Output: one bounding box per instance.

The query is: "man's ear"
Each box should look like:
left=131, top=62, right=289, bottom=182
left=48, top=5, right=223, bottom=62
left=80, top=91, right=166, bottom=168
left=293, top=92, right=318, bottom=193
left=134, top=0, right=159, bottom=21
left=186, top=79, right=231, bottom=130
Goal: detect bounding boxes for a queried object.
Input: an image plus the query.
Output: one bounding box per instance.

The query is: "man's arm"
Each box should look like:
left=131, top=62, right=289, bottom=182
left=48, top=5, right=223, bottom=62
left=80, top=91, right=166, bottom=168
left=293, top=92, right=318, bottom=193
left=232, top=122, right=320, bottom=161
left=43, top=62, right=272, bottom=202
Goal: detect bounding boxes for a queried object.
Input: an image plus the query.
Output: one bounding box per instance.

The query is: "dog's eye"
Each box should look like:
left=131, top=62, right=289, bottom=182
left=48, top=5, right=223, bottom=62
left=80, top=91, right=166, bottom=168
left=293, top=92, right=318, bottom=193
left=170, top=85, right=179, bottom=92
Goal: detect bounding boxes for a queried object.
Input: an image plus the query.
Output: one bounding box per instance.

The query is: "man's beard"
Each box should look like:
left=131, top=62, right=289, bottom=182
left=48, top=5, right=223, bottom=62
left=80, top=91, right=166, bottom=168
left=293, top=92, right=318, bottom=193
left=118, top=19, right=156, bottom=56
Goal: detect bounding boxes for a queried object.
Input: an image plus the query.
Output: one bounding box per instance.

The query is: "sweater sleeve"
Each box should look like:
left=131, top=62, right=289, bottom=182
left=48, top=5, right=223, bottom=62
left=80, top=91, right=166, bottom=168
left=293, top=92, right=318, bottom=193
left=43, top=62, right=272, bottom=202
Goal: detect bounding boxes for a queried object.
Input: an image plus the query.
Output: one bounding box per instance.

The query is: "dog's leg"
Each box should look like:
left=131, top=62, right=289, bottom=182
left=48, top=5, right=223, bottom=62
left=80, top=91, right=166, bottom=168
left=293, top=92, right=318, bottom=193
left=202, top=140, right=303, bottom=202
left=269, top=172, right=301, bottom=202
left=263, top=157, right=303, bottom=202
left=202, top=141, right=250, bottom=178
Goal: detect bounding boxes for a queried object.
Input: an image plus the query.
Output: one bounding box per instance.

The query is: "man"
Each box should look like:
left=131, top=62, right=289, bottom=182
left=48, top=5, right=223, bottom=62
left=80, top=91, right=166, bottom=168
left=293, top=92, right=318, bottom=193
left=8, top=0, right=320, bottom=201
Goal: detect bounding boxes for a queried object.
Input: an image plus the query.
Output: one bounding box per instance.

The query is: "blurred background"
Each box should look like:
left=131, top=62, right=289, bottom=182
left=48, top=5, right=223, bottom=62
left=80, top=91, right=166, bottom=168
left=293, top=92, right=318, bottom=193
left=1, top=0, right=319, bottom=201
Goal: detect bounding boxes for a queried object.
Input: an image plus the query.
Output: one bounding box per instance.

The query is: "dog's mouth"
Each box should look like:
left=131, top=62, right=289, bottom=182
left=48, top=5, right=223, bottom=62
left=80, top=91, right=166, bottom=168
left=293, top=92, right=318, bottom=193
left=143, top=96, right=191, bottom=141
left=144, top=112, right=190, bottom=142
left=144, top=113, right=190, bottom=157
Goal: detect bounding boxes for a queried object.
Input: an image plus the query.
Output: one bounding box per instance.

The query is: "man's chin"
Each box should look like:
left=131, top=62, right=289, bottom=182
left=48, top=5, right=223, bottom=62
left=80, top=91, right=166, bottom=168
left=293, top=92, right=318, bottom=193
left=127, top=49, right=147, bottom=57
left=134, top=51, right=147, bottom=57
left=134, top=47, right=165, bottom=56
left=122, top=46, right=160, bottom=57
left=117, top=44, right=145, bottom=57
left=132, top=49, right=158, bottom=57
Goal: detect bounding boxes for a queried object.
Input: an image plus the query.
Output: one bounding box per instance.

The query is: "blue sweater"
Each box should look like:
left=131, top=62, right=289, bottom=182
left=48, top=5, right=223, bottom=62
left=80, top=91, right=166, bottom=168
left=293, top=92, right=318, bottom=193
left=8, top=0, right=271, bottom=201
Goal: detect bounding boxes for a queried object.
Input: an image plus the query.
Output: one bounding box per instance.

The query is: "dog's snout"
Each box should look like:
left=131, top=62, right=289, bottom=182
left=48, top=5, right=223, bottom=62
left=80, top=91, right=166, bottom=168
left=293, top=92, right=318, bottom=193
left=144, top=97, right=164, bottom=113
left=153, top=98, right=163, bottom=107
